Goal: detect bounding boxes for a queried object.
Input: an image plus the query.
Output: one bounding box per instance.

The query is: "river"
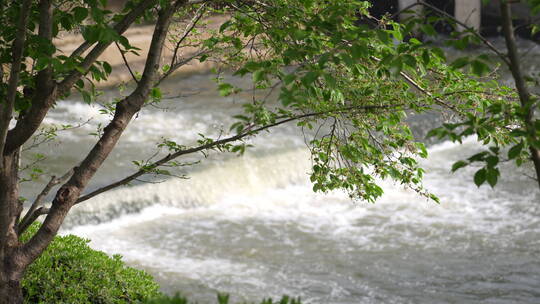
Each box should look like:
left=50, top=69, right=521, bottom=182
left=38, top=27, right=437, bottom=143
left=21, top=40, right=540, bottom=303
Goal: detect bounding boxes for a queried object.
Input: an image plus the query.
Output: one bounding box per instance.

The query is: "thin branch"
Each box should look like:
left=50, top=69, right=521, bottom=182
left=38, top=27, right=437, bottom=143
left=417, top=1, right=511, bottom=67
left=75, top=103, right=404, bottom=204
left=58, top=0, right=160, bottom=95
left=369, top=56, right=463, bottom=115
left=69, top=0, right=158, bottom=60
left=115, top=42, right=139, bottom=84
left=17, top=207, right=49, bottom=234
left=170, top=2, right=208, bottom=69
left=156, top=50, right=209, bottom=85
left=392, top=1, right=510, bottom=67
left=17, top=170, right=73, bottom=234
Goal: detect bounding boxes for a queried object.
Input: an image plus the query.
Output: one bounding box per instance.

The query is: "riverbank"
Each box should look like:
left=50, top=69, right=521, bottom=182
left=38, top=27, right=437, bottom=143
left=54, top=16, right=228, bottom=88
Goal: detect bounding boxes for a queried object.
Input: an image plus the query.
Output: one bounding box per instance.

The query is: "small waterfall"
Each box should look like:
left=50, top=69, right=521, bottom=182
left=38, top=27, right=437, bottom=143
left=64, top=149, right=312, bottom=227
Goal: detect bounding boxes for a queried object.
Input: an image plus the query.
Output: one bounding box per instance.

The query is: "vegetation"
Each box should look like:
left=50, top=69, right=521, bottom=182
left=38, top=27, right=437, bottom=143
left=21, top=223, right=301, bottom=304
left=403, top=0, right=540, bottom=188
left=21, top=223, right=161, bottom=303
left=0, top=0, right=537, bottom=303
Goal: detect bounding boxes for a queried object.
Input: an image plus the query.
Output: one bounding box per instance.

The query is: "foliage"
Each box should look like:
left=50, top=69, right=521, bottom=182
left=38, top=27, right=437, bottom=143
left=20, top=223, right=161, bottom=304
left=3, top=0, right=529, bottom=204
left=404, top=0, right=540, bottom=188
left=1, top=0, right=539, bottom=300
left=197, top=0, right=512, bottom=200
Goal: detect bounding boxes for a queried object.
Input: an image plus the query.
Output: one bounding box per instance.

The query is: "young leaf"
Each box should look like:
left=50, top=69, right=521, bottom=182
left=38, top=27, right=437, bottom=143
left=508, top=141, right=524, bottom=159
left=474, top=168, right=487, bottom=187
left=451, top=160, right=468, bottom=172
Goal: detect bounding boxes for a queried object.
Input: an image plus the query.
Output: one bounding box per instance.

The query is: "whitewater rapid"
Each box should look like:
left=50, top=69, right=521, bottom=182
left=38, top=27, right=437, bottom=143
left=22, top=72, right=540, bottom=303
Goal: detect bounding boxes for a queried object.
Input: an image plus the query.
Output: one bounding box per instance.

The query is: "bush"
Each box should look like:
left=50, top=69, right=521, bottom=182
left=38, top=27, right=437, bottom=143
left=21, top=223, right=161, bottom=304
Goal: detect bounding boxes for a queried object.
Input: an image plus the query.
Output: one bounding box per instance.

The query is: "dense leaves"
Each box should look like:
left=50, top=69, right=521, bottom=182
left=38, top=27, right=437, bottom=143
left=193, top=0, right=516, bottom=200
left=2, top=1, right=537, bottom=211
left=21, top=224, right=161, bottom=303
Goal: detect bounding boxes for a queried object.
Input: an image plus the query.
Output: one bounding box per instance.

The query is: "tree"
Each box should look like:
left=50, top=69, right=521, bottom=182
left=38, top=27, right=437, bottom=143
left=398, top=0, right=540, bottom=188
left=0, top=0, right=523, bottom=302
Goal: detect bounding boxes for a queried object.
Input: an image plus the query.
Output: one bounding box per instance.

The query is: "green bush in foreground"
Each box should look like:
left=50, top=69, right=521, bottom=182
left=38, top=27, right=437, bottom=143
left=21, top=223, right=161, bottom=304
left=20, top=224, right=300, bottom=304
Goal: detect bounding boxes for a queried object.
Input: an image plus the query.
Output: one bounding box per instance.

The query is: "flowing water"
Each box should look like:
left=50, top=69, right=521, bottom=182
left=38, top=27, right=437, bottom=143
left=23, top=42, right=540, bottom=303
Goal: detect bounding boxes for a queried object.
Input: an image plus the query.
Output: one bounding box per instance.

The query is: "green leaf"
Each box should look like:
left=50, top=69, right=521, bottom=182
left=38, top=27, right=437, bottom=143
left=218, top=83, right=234, bottom=97
left=219, top=20, right=232, bottom=32
left=508, top=141, right=524, bottom=159
left=486, top=155, right=499, bottom=168
left=471, top=60, right=490, bottom=76
left=451, top=57, right=469, bottom=69
left=283, top=73, right=296, bottom=85
left=421, top=50, right=430, bottom=65
left=102, top=62, right=112, bottom=75
left=474, top=168, right=487, bottom=187
left=420, top=24, right=437, bottom=36
left=301, top=71, right=318, bottom=87
left=351, top=43, right=367, bottom=59
left=73, top=7, right=89, bottom=22
left=253, top=70, right=265, bottom=83
left=451, top=160, right=468, bottom=172
left=150, top=87, right=162, bottom=99
left=81, top=91, right=92, bottom=104
left=486, top=168, right=499, bottom=188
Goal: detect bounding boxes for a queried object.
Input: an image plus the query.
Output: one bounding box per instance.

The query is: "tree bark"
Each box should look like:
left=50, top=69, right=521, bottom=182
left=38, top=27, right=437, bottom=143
left=0, top=2, right=183, bottom=303
left=0, top=0, right=199, bottom=303
left=0, top=153, right=24, bottom=304
left=22, top=0, right=186, bottom=267
left=500, top=1, right=540, bottom=188
left=0, top=278, right=23, bottom=304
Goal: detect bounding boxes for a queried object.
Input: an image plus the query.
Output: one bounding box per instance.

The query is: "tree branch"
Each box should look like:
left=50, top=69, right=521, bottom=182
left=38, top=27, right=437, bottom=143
left=58, top=0, right=160, bottom=96
left=4, top=0, right=159, bottom=155
left=156, top=50, right=209, bottom=86
left=17, top=169, right=73, bottom=234
left=415, top=1, right=511, bottom=67
left=68, top=0, right=158, bottom=61
left=169, top=3, right=208, bottom=71
left=115, top=42, right=139, bottom=84
left=17, top=207, right=49, bottom=235
left=21, top=0, right=187, bottom=267
left=368, top=55, right=463, bottom=115
left=500, top=1, right=540, bottom=188
left=75, top=103, right=404, bottom=204
left=0, top=0, right=32, bottom=158
left=4, top=0, right=58, bottom=156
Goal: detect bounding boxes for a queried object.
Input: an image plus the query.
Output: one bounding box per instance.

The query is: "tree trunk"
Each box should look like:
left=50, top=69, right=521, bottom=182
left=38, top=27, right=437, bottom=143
left=0, top=152, right=24, bottom=304
left=0, top=275, right=23, bottom=304
left=500, top=2, right=540, bottom=188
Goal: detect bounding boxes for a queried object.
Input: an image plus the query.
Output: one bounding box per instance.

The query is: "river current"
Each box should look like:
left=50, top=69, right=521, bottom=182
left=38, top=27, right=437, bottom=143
left=22, top=44, right=540, bottom=303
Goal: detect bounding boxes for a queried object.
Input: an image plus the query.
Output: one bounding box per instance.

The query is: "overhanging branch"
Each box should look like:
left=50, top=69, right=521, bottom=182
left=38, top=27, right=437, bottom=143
left=75, top=103, right=404, bottom=205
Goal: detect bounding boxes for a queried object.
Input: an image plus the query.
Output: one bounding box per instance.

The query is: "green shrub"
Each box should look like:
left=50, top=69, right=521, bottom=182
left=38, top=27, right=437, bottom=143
left=21, top=223, right=161, bottom=304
